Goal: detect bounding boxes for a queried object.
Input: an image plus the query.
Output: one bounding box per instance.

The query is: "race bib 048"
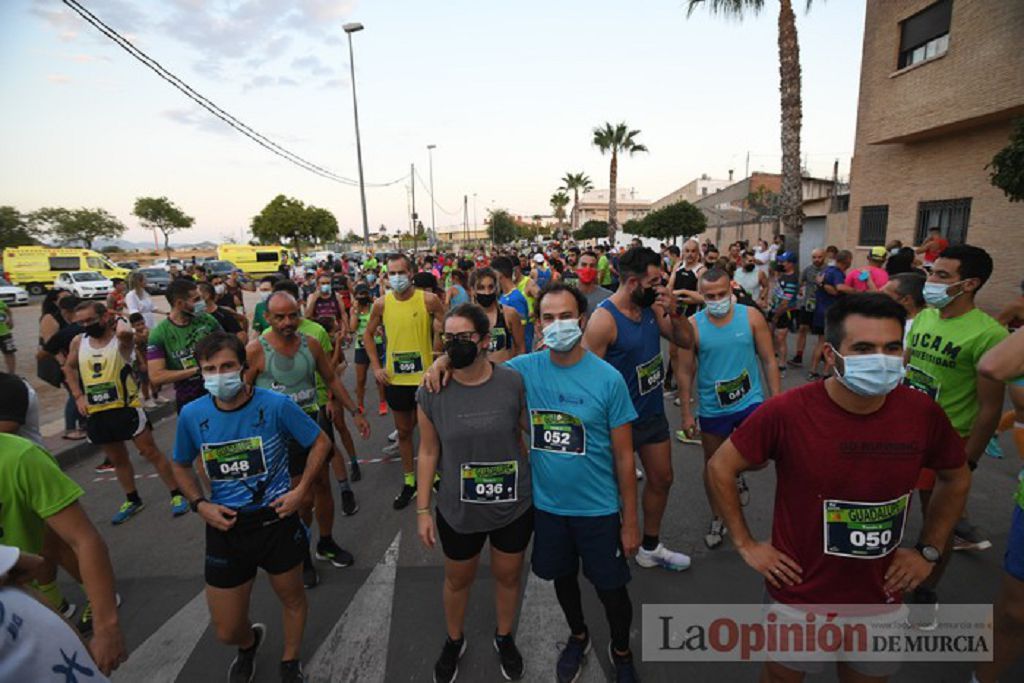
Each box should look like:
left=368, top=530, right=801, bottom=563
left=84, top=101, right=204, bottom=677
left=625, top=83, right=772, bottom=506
left=823, top=493, right=909, bottom=559
left=202, top=437, right=267, bottom=482
left=530, top=410, right=586, bottom=455
left=461, top=461, right=518, bottom=504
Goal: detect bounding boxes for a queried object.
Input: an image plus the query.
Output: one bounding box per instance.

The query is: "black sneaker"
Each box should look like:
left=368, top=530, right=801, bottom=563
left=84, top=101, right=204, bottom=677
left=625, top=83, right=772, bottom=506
left=315, top=538, right=354, bottom=568
left=393, top=484, right=416, bottom=510
left=556, top=631, right=591, bottom=683
left=59, top=599, right=77, bottom=620
left=607, top=642, right=640, bottom=682
left=787, top=355, right=803, bottom=367
left=349, top=458, right=362, bottom=482
left=280, top=659, right=304, bottom=682
left=341, top=490, right=359, bottom=516
left=433, top=635, right=466, bottom=683
left=227, top=623, right=266, bottom=683
left=77, top=592, right=121, bottom=634
left=302, top=560, right=319, bottom=589
left=494, top=632, right=524, bottom=680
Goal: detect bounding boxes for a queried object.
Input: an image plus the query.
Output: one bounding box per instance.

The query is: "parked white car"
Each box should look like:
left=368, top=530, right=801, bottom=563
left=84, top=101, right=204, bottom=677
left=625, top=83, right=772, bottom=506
left=54, top=271, right=113, bottom=299
left=0, top=277, right=29, bottom=305
left=153, top=258, right=184, bottom=271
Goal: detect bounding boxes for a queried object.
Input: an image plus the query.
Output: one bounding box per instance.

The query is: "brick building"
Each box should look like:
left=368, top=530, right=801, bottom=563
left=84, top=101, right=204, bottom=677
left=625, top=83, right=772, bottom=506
left=847, top=0, right=1024, bottom=309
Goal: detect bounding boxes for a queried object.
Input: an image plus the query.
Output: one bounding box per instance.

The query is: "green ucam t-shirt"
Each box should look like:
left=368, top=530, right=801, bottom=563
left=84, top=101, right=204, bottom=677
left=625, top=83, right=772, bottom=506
left=0, top=434, right=83, bottom=555
left=146, top=312, right=223, bottom=407
left=904, top=306, right=1008, bottom=437
left=597, top=254, right=612, bottom=286
left=0, top=300, right=10, bottom=336
left=262, top=318, right=333, bottom=407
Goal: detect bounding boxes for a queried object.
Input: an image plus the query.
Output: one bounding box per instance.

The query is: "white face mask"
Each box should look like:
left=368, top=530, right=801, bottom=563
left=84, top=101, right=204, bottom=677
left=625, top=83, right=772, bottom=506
left=833, top=350, right=906, bottom=397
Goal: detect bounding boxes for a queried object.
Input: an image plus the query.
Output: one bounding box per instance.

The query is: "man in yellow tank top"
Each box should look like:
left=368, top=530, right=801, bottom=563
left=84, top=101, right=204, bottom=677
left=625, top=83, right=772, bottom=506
left=364, top=253, right=445, bottom=509
left=65, top=301, right=188, bottom=525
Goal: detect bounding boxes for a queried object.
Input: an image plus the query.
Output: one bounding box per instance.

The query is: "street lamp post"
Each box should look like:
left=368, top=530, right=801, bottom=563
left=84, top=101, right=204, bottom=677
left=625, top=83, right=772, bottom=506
left=343, top=22, right=370, bottom=249
left=426, top=144, right=437, bottom=247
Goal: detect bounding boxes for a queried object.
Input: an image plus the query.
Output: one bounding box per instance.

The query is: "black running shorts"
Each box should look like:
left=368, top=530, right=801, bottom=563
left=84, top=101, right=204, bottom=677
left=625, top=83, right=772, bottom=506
left=435, top=507, right=534, bottom=562
left=384, top=384, right=417, bottom=412
left=204, top=510, right=305, bottom=589
left=86, top=406, right=148, bottom=445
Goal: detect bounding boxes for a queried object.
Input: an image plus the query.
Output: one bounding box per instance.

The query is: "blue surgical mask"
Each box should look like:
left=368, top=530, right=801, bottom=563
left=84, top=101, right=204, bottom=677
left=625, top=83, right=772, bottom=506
left=192, top=299, right=207, bottom=315
left=923, top=281, right=963, bottom=309
left=320, top=284, right=332, bottom=295
left=389, top=274, right=410, bottom=293
left=367, top=273, right=377, bottom=284
left=706, top=297, right=732, bottom=318
left=833, top=350, right=905, bottom=397
left=258, top=290, right=271, bottom=302
left=203, top=370, right=244, bottom=401
left=542, top=319, right=583, bottom=352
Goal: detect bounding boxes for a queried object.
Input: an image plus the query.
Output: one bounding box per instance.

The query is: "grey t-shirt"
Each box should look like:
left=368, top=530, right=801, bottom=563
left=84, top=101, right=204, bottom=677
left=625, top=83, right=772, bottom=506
left=583, top=285, right=612, bottom=316
left=416, top=363, right=531, bottom=533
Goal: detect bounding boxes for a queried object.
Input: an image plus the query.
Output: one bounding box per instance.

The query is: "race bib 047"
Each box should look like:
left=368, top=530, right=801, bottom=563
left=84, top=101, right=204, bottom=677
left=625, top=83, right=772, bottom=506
left=715, top=369, right=752, bottom=408
left=823, top=493, right=909, bottom=559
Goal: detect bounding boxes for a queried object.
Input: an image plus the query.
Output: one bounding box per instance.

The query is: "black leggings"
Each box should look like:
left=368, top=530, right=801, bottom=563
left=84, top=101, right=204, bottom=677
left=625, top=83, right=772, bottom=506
left=553, top=573, right=633, bottom=653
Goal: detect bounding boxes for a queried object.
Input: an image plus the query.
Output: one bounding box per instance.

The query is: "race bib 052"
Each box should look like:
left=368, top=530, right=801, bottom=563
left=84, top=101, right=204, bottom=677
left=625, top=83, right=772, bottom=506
left=530, top=410, right=586, bottom=455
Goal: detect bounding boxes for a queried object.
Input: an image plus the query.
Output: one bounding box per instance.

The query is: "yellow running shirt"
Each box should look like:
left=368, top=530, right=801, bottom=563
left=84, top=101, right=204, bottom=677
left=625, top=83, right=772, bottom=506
left=77, top=334, right=139, bottom=414
left=382, top=288, right=434, bottom=386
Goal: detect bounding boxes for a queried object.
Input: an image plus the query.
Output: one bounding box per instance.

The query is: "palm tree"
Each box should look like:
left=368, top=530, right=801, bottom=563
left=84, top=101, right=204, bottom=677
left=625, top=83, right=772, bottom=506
left=687, top=0, right=806, bottom=237
left=549, top=191, right=570, bottom=230
left=591, top=123, right=647, bottom=244
left=560, top=171, right=594, bottom=231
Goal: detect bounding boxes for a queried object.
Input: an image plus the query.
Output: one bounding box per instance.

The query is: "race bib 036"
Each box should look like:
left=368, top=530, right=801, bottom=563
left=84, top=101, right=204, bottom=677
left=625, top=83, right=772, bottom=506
left=461, top=461, right=518, bottom=504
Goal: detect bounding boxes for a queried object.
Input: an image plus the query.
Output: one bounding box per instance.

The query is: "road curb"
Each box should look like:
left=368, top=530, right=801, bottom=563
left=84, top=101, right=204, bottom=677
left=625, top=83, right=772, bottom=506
left=53, top=402, right=177, bottom=471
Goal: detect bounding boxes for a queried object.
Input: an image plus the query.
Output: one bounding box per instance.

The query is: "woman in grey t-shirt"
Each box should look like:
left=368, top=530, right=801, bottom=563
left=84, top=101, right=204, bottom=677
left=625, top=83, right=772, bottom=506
left=415, top=303, right=532, bottom=682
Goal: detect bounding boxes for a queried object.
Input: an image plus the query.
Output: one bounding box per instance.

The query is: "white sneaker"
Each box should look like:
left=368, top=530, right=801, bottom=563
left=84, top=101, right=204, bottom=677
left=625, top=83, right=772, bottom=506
left=705, top=519, right=727, bottom=549
left=382, top=442, right=400, bottom=456
left=387, top=429, right=398, bottom=442
left=154, top=395, right=171, bottom=405
left=143, top=399, right=158, bottom=409
left=635, top=543, right=691, bottom=571
left=635, top=466, right=645, bottom=481
left=737, top=475, right=750, bottom=507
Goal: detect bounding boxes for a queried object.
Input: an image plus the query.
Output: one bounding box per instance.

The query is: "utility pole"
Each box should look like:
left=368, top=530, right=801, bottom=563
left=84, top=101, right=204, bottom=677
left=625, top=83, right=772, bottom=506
left=426, top=145, right=437, bottom=246
left=342, top=23, right=370, bottom=248
left=463, top=195, right=469, bottom=246
left=745, top=150, right=750, bottom=179
left=410, top=163, right=417, bottom=256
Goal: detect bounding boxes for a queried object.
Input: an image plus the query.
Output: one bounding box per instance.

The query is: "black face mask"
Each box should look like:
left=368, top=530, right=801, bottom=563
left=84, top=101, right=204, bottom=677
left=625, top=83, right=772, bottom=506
left=743, top=264, right=755, bottom=272
left=85, top=322, right=107, bottom=338
left=356, top=296, right=370, bottom=305
left=444, top=338, right=479, bottom=369
left=632, top=285, right=657, bottom=308
left=475, top=292, right=497, bottom=308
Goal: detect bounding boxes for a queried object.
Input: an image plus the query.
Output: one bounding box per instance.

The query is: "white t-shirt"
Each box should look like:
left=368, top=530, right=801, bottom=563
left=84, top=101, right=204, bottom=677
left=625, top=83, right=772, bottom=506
left=0, top=586, right=110, bottom=683
left=125, top=289, right=156, bottom=328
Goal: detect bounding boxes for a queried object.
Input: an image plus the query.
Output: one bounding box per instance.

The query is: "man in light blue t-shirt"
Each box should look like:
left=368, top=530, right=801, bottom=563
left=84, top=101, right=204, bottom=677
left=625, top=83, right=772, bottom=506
left=505, top=282, right=641, bottom=682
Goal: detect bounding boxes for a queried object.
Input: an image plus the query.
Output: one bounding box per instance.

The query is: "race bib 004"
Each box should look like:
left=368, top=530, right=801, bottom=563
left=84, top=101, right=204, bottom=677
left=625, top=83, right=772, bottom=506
left=461, top=461, right=518, bottom=504
left=823, top=493, right=909, bottom=559
left=531, top=410, right=586, bottom=455
left=202, top=437, right=267, bottom=482
left=392, top=351, right=423, bottom=375
left=715, top=369, right=752, bottom=408
left=636, top=354, right=664, bottom=395
left=85, top=381, right=117, bottom=407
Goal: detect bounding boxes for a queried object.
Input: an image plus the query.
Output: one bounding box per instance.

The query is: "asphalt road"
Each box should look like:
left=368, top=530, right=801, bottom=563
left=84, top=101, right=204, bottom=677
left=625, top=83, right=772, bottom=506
left=47, top=342, right=1024, bottom=683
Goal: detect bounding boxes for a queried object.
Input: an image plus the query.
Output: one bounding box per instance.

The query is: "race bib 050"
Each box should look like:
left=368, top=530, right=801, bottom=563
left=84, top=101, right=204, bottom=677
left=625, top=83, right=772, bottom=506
left=823, top=493, right=909, bottom=559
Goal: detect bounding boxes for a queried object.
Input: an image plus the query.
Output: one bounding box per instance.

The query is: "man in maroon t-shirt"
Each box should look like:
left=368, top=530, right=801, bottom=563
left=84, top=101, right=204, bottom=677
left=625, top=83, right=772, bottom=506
left=708, top=293, right=969, bottom=682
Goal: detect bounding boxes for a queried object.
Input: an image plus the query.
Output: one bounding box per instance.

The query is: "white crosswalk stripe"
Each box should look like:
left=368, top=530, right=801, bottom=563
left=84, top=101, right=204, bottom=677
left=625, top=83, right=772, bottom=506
left=306, top=531, right=401, bottom=682
left=111, top=590, right=209, bottom=683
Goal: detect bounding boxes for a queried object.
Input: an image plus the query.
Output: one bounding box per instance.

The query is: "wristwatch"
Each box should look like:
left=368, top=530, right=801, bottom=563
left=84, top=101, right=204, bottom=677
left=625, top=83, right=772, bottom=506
left=915, top=542, right=941, bottom=564
left=190, top=496, right=208, bottom=513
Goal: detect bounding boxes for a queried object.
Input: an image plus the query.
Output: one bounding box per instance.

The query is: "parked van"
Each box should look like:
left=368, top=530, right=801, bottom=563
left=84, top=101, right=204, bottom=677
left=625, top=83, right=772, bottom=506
left=1, top=246, right=130, bottom=295
left=216, top=244, right=288, bottom=277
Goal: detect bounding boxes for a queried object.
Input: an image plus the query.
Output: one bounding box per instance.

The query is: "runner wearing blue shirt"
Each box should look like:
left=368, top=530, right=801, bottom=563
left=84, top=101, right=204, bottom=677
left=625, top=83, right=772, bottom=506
left=492, top=256, right=534, bottom=352
left=171, top=332, right=331, bottom=683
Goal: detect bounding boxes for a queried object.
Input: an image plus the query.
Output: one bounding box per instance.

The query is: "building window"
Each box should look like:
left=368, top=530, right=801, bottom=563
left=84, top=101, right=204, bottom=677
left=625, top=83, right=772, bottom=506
left=858, top=205, right=889, bottom=246
left=915, top=198, right=971, bottom=245
left=898, top=0, right=951, bottom=69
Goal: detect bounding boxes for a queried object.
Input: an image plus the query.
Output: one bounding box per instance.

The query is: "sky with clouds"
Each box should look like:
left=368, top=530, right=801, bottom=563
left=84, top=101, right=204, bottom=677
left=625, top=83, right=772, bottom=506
left=1, top=0, right=866, bottom=245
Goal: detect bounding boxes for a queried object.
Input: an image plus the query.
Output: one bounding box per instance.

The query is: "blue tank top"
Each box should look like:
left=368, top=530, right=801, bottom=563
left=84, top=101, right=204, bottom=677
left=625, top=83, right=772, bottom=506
left=694, top=304, right=764, bottom=418
left=535, top=267, right=552, bottom=289
left=449, top=284, right=469, bottom=309
left=597, top=299, right=664, bottom=419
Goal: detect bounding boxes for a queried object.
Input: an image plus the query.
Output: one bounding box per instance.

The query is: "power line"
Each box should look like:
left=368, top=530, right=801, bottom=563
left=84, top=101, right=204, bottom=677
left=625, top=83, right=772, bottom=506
left=413, top=168, right=460, bottom=216
left=62, top=0, right=406, bottom=188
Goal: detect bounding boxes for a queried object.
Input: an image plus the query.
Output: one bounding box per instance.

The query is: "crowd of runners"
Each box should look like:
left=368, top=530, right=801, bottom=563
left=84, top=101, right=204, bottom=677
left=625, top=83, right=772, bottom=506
left=2, top=235, right=1024, bottom=683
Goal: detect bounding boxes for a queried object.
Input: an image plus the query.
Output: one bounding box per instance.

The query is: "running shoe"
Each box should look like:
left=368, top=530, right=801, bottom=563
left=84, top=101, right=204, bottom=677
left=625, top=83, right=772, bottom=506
left=675, top=430, right=701, bottom=445
left=433, top=473, right=441, bottom=493
left=341, top=489, right=359, bottom=516
left=64, top=429, right=87, bottom=441
left=143, top=398, right=158, bottom=410
left=635, top=466, right=644, bottom=482
left=635, top=543, right=691, bottom=572
left=302, top=560, right=319, bottom=589
left=349, top=458, right=362, bottom=482
left=280, top=660, right=304, bottom=683
left=907, top=587, right=938, bottom=631
left=111, top=500, right=144, bottom=525
left=806, top=371, right=822, bottom=381
left=787, top=355, right=803, bottom=367
left=94, top=459, right=115, bottom=474
left=77, top=593, right=122, bottom=635
left=393, top=484, right=416, bottom=510
left=315, top=538, right=355, bottom=568
left=704, top=518, right=726, bottom=549
left=494, top=632, right=524, bottom=680
left=607, top=643, right=640, bottom=683
left=737, top=475, right=750, bottom=507
left=155, top=395, right=172, bottom=405
left=985, top=435, right=1005, bottom=459
left=59, top=599, right=77, bottom=620
left=388, top=429, right=399, bottom=442
left=662, top=389, right=677, bottom=398
left=433, top=635, right=466, bottom=683
left=953, top=520, right=992, bottom=551
left=378, top=401, right=388, bottom=416
left=227, top=623, right=266, bottom=683
left=673, top=397, right=682, bottom=407
left=382, top=442, right=400, bottom=457
left=171, top=494, right=189, bottom=517
left=556, top=632, right=591, bottom=683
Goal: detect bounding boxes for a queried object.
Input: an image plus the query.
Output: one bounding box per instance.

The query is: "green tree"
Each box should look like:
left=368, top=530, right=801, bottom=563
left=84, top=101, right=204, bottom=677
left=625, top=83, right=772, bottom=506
left=573, top=219, right=609, bottom=241
left=30, top=207, right=127, bottom=250
left=635, top=201, right=707, bottom=243
left=560, top=171, right=594, bottom=230
left=592, top=123, right=648, bottom=244
left=687, top=0, right=806, bottom=236
left=305, top=206, right=340, bottom=245
left=487, top=209, right=519, bottom=245
left=988, top=118, right=1024, bottom=202
left=0, top=206, right=36, bottom=249
left=250, top=195, right=338, bottom=255
left=133, top=196, right=194, bottom=257
left=549, top=191, right=570, bottom=226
